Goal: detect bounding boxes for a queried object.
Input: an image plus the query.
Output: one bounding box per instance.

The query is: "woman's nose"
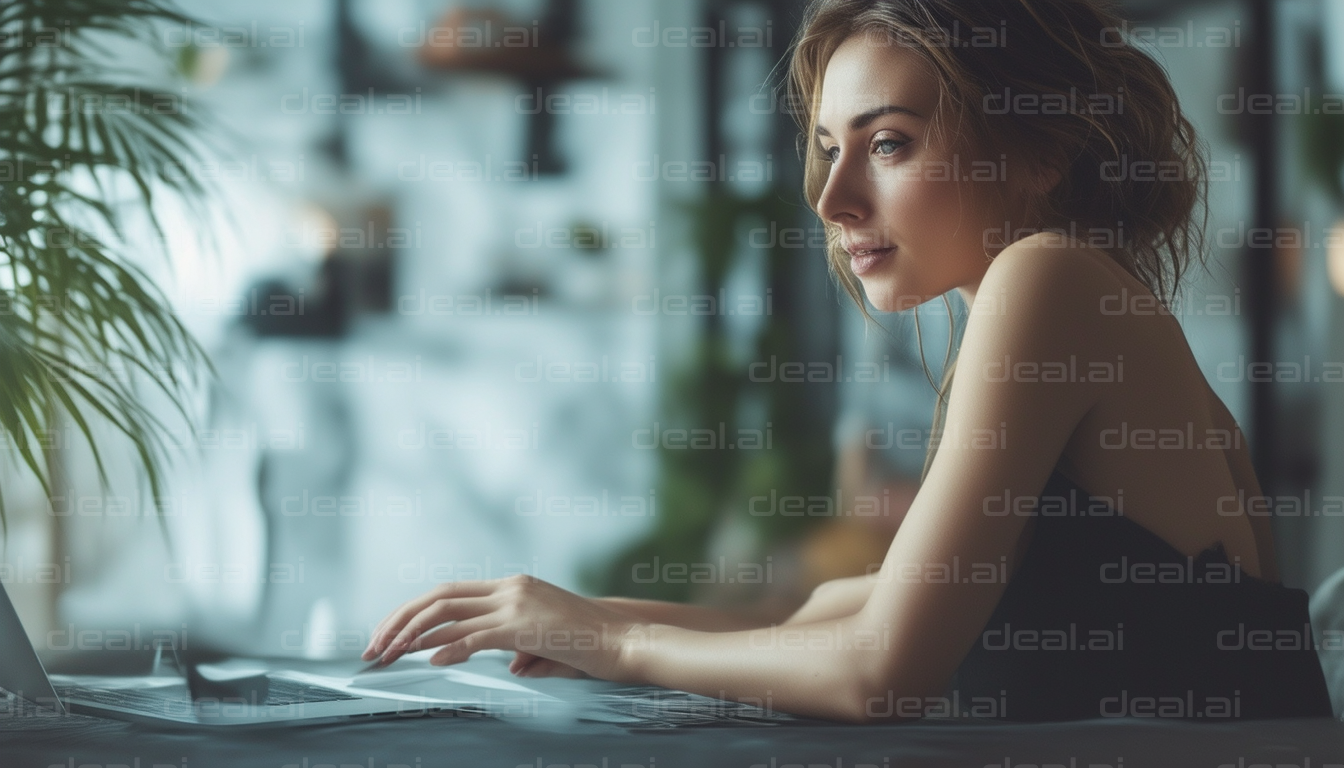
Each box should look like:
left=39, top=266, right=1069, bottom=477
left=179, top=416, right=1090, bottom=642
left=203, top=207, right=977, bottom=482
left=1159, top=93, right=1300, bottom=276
left=816, top=154, right=869, bottom=224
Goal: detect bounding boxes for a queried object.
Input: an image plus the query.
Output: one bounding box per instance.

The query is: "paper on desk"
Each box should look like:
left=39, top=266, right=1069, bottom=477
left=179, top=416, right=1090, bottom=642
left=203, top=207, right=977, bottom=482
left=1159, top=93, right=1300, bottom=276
left=353, top=665, right=557, bottom=697
left=327, top=651, right=664, bottom=726
left=172, top=650, right=793, bottom=729
left=48, top=673, right=182, bottom=690
left=251, top=649, right=561, bottom=715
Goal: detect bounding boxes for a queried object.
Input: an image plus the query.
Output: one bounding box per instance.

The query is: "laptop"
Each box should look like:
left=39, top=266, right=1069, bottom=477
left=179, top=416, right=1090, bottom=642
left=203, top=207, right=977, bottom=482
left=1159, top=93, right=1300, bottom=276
left=0, top=579, right=489, bottom=728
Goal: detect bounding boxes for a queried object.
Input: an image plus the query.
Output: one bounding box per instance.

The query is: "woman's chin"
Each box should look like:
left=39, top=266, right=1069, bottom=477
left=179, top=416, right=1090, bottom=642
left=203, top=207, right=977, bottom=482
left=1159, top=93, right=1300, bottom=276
left=860, top=277, right=946, bottom=312
left=861, top=282, right=922, bottom=313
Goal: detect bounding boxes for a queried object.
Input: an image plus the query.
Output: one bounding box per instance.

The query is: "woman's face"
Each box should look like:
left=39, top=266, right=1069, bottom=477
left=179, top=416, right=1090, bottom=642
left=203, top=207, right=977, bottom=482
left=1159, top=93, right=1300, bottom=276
left=814, top=33, right=1029, bottom=312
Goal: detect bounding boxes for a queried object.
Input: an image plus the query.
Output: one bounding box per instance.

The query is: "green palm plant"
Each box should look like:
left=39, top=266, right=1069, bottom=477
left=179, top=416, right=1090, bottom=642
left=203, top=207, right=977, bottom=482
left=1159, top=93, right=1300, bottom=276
left=0, top=0, right=213, bottom=538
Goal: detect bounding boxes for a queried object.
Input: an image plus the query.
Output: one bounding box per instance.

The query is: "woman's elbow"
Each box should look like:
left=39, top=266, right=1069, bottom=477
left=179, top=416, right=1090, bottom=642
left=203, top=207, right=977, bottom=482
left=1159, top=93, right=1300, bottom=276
left=843, top=682, right=943, bottom=724
left=845, top=653, right=944, bottom=724
left=836, top=687, right=923, bottom=724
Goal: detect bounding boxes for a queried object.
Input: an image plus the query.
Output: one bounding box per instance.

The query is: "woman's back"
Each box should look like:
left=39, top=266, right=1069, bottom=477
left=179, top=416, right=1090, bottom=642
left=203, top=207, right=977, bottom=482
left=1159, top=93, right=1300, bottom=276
left=936, top=243, right=1334, bottom=720
left=1041, top=241, right=1270, bottom=582
left=950, top=466, right=1334, bottom=721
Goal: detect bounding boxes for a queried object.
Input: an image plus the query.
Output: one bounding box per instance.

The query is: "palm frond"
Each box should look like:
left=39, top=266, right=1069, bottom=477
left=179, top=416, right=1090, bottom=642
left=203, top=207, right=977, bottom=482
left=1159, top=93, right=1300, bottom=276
left=0, top=0, right=216, bottom=541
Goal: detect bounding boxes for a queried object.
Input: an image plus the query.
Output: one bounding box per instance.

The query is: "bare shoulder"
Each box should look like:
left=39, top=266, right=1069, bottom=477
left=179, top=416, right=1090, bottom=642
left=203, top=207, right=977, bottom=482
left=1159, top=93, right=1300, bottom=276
left=976, top=234, right=1130, bottom=319
left=981, top=235, right=1275, bottom=581
left=948, top=234, right=1123, bottom=467
left=963, top=233, right=1133, bottom=367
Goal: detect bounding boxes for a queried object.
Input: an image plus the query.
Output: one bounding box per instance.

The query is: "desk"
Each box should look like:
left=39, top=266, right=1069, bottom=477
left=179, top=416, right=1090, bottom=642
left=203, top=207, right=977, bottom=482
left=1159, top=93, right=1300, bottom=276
left=6, top=703, right=1344, bottom=768
left=4, top=651, right=1344, bottom=768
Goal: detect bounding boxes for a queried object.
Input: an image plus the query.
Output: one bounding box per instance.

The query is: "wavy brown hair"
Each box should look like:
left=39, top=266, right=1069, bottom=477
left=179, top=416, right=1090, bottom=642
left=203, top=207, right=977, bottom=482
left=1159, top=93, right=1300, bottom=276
left=784, top=0, right=1211, bottom=482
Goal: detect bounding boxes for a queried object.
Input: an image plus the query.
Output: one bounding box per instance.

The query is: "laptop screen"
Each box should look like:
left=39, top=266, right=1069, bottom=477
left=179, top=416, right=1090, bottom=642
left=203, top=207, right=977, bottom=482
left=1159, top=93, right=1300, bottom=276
left=0, top=579, right=66, bottom=713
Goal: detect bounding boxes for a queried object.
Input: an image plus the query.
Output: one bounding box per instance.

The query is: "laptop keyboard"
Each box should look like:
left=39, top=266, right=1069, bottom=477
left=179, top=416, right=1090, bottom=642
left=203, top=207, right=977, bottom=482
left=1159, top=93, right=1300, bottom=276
left=58, top=677, right=360, bottom=710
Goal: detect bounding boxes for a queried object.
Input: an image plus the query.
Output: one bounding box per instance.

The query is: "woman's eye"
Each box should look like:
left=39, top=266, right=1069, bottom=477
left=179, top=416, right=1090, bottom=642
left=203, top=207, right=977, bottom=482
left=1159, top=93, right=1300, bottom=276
left=873, top=138, right=906, bottom=156
left=818, top=138, right=903, bottom=164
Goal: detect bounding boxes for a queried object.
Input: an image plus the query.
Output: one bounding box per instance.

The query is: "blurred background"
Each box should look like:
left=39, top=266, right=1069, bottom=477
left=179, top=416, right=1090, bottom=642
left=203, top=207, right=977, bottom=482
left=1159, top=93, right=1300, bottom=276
left=4, top=0, right=1344, bottom=664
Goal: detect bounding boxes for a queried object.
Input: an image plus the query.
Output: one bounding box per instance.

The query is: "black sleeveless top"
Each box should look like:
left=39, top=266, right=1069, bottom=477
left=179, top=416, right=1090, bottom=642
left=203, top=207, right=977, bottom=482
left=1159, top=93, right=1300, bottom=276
left=948, top=467, right=1335, bottom=721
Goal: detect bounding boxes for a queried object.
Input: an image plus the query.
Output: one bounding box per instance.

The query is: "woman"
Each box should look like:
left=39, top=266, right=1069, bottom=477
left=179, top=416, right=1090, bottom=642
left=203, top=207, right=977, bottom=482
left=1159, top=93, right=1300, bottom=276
left=362, top=0, right=1335, bottom=723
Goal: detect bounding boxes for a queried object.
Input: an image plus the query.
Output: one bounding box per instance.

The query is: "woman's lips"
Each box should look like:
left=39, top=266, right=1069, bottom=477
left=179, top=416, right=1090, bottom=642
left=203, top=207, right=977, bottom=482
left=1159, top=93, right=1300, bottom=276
left=850, top=247, right=895, bottom=276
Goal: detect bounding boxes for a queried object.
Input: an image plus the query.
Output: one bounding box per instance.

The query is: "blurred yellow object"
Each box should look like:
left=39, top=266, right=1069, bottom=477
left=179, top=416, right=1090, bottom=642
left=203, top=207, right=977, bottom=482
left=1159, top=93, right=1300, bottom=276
left=1329, top=219, right=1344, bottom=297
left=292, top=202, right=340, bottom=261
left=177, top=43, right=230, bottom=88
left=799, top=518, right=890, bottom=594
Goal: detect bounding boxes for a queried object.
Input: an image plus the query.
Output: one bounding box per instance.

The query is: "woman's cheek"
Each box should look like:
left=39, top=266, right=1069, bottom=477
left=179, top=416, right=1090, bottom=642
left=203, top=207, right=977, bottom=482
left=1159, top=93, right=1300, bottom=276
left=875, top=172, right=922, bottom=233
left=890, top=162, right=950, bottom=214
left=908, top=173, right=961, bottom=223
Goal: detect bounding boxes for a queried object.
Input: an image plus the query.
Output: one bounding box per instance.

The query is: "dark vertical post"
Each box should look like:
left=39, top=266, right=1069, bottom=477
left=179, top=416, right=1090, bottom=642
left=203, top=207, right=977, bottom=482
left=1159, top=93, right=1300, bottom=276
left=703, top=1, right=728, bottom=341
left=1245, top=0, right=1279, bottom=495
left=525, top=0, right=581, bottom=175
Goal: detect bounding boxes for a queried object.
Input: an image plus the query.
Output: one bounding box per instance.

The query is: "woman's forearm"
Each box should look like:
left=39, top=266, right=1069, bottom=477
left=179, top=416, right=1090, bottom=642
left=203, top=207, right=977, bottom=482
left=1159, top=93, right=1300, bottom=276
left=593, top=596, right=787, bottom=632
left=780, top=574, right=879, bottom=625
left=615, top=615, right=885, bottom=724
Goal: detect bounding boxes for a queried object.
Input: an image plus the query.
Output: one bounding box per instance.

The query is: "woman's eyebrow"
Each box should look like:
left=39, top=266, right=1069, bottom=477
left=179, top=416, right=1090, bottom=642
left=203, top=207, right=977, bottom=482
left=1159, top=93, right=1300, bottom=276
left=816, top=104, right=923, bottom=137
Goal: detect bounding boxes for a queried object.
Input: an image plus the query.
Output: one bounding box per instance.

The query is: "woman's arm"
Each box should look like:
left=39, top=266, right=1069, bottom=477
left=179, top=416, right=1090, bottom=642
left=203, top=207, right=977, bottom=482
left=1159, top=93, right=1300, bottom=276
left=592, top=596, right=794, bottom=632
left=593, top=573, right=876, bottom=632
left=780, top=573, right=879, bottom=625
left=507, top=595, right=801, bottom=679
left=516, top=584, right=863, bottom=679
left=609, top=578, right=886, bottom=721
left=617, top=615, right=878, bottom=723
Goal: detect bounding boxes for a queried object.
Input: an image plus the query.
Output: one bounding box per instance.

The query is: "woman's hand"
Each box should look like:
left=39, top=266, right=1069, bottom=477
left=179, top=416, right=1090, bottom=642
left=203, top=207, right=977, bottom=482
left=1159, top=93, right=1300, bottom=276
left=508, top=650, right=591, bottom=678
left=361, top=574, right=638, bottom=682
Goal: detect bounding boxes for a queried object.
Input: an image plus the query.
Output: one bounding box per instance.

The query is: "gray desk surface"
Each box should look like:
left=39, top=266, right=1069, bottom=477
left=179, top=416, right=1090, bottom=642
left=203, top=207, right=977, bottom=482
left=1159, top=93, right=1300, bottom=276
left=5, top=651, right=1344, bottom=768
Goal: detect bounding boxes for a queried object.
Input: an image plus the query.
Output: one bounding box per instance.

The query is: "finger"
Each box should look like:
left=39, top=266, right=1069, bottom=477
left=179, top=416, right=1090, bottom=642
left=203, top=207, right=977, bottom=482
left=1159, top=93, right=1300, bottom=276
left=365, top=616, right=402, bottom=659
left=377, top=596, right=496, bottom=661
left=515, top=658, right=554, bottom=677
left=509, top=651, right=539, bottom=674
left=409, top=615, right=500, bottom=655
left=513, top=657, right=543, bottom=676
left=519, top=658, right=587, bottom=679
left=508, top=656, right=540, bottom=672
left=365, top=581, right=501, bottom=657
left=367, top=580, right=501, bottom=647
left=427, top=623, right=510, bottom=666
left=366, top=586, right=501, bottom=658
left=378, top=597, right=497, bottom=662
